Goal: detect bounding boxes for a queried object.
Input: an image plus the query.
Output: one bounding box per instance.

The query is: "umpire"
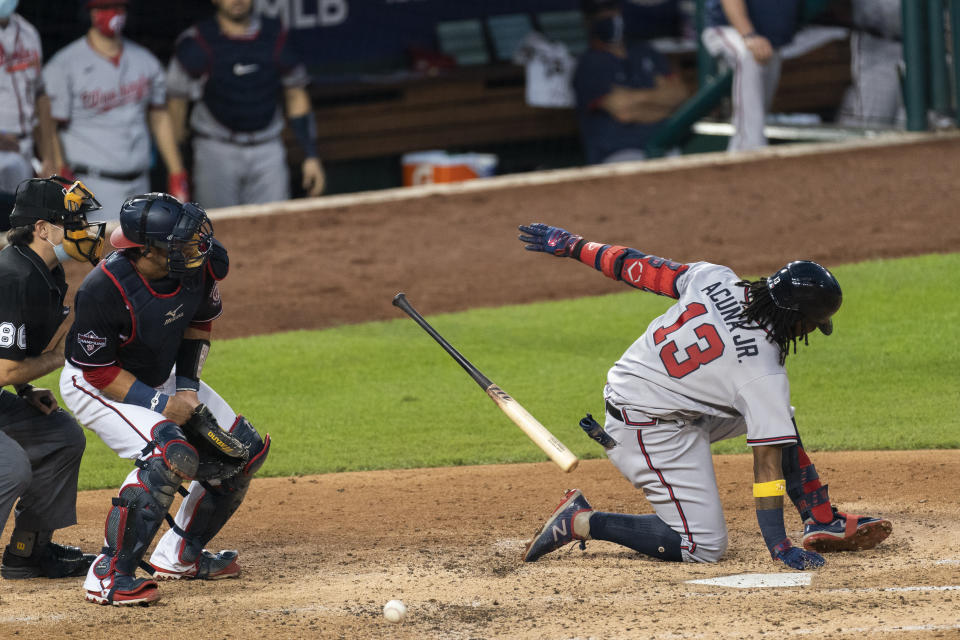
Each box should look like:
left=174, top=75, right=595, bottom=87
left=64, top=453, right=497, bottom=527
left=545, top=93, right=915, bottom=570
left=0, top=176, right=103, bottom=579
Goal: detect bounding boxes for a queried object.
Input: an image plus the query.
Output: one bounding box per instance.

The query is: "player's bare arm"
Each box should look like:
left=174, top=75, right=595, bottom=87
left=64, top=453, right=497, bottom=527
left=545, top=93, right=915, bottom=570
left=284, top=86, right=325, bottom=197
left=34, top=94, right=58, bottom=177
left=719, top=0, right=773, bottom=62
left=0, top=354, right=65, bottom=394
left=148, top=108, right=189, bottom=201
left=166, top=96, right=190, bottom=145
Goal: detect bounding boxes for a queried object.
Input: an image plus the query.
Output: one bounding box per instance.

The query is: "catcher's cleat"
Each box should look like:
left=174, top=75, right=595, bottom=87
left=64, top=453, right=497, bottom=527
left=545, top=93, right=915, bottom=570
left=801, top=509, right=892, bottom=552
left=1, top=542, right=96, bottom=579
left=86, top=574, right=161, bottom=606
left=523, top=489, right=593, bottom=562
left=151, top=549, right=240, bottom=580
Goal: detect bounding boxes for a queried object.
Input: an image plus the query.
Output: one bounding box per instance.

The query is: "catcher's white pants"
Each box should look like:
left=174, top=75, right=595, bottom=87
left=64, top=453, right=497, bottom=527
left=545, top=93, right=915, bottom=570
left=702, top=26, right=782, bottom=152
left=59, top=363, right=237, bottom=586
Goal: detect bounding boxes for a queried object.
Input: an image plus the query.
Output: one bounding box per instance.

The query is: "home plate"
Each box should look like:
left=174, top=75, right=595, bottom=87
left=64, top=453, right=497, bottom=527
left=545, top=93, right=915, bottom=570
left=686, top=573, right=813, bottom=588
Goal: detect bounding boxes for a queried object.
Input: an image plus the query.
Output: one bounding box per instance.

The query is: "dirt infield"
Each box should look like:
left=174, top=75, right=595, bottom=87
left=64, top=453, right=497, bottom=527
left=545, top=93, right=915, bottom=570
left=6, top=137, right=960, bottom=638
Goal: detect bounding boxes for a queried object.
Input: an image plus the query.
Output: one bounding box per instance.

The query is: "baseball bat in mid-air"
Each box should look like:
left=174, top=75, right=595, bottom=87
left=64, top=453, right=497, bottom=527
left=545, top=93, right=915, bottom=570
left=392, top=293, right=579, bottom=473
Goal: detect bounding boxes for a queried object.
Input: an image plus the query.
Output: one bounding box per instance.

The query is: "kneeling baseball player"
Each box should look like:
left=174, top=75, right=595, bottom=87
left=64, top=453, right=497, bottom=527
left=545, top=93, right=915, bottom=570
left=517, top=223, right=891, bottom=571
left=59, top=193, right=270, bottom=605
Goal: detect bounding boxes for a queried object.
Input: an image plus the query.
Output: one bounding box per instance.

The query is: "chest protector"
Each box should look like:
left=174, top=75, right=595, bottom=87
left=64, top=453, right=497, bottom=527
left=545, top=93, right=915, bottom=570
left=196, top=19, right=284, bottom=133
left=103, top=254, right=206, bottom=388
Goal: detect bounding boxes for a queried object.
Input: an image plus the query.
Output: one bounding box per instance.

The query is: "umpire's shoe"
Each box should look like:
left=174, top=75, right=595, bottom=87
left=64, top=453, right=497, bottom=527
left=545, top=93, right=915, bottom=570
left=151, top=549, right=241, bottom=580
left=1, top=542, right=96, bottom=579
left=523, top=489, right=593, bottom=562
left=802, top=509, right=892, bottom=553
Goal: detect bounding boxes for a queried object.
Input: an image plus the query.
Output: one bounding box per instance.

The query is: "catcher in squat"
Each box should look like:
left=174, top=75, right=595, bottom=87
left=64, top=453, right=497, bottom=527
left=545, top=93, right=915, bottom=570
left=517, top=223, right=891, bottom=570
left=59, top=193, right=270, bottom=605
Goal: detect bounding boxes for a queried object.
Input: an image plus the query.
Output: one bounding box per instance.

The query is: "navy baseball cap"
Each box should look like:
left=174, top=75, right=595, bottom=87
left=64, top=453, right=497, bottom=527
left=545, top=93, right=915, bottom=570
left=9, top=178, right=69, bottom=226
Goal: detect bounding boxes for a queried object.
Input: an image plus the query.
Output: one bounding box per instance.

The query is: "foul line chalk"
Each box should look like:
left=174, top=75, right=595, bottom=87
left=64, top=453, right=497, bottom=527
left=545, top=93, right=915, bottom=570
left=206, top=130, right=960, bottom=222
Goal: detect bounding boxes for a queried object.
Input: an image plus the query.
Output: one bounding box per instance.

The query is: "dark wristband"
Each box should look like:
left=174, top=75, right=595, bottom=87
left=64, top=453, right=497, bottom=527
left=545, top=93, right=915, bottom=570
left=570, top=238, right=587, bottom=260
left=289, top=113, right=318, bottom=159
left=124, top=380, right=169, bottom=413
left=176, top=376, right=200, bottom=392
left=15, top=383, right=35, bottom=398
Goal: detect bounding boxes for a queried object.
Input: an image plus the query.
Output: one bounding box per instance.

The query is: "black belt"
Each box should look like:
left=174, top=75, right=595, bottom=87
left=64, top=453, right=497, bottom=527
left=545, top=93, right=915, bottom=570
left=194, top=131, right=275, bottom=147
left=72, top=165, right=145, bottom=182
left=605, top=400, right=624, bottom=422
left=605, top=401, right=665, bottom=427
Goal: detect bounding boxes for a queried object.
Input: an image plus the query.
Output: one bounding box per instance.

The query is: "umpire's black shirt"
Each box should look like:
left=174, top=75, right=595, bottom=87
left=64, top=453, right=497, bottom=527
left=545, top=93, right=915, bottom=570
left=0, top=245, right=69, bottom=403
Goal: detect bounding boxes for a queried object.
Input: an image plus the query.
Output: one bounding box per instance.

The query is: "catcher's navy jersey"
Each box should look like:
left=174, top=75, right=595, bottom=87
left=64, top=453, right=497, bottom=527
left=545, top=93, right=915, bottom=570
left=66, top=251, right=222, bottom=387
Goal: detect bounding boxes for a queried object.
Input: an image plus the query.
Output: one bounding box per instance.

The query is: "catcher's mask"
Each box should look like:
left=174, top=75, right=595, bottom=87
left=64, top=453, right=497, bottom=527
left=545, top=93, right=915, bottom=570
left=767, top=260, right=842, bottom=335
left=9, top=176, right=105, bottom=265
left=111, top=192, right=214, bottom=281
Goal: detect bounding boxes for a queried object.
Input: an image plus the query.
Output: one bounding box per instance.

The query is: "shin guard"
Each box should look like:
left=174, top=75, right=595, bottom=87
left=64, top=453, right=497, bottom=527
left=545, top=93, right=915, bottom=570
left=172, top=416, right=270, bottom=565
left=94, top=458, right=183, bottom=579
left=781, top=443, right=834, bottom=524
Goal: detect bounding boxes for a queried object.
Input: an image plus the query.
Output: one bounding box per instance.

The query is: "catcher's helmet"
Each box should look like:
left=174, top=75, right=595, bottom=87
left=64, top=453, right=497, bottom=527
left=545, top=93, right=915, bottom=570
left=111, top=193, right=214, bottom=279
left=767, top=261, right=842, bottom=335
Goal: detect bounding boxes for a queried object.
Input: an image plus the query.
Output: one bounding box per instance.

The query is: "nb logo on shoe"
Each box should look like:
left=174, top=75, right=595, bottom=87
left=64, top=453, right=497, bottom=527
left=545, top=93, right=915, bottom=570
left=551, top=522, right=568, bottom=541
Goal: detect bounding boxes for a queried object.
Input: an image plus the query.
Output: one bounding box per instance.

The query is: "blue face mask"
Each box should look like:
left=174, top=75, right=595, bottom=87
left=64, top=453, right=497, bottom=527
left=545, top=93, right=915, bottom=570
left=53, top=243, right=70, bottom=264
left=0, top=0, right=18, bottom=20
left=591, top=14, right=624, bottom=46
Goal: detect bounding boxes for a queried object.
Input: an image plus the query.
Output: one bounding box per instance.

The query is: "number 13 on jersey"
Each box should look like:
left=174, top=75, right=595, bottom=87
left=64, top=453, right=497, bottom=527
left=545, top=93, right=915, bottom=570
left=652, top=303, right=725, bottom=378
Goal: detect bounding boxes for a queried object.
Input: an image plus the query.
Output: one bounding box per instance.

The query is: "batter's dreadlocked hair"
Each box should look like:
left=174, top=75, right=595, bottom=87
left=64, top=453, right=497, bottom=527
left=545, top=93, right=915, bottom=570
left=736, top=277, right=808, bottom=365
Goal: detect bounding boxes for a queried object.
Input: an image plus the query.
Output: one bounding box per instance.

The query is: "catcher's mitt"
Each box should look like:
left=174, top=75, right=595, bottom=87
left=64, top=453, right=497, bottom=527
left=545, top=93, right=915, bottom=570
left=182, top=404, right=249, bottom=481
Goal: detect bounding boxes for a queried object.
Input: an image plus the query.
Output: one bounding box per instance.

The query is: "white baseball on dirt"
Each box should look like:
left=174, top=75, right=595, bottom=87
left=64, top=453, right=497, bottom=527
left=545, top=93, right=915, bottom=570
left=383, top=599, right=407, bottom=623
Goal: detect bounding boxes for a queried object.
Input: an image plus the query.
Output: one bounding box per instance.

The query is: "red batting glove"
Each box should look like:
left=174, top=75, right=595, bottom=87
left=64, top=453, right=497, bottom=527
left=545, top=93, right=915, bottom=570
left=168, top=171, right=191, bottom=202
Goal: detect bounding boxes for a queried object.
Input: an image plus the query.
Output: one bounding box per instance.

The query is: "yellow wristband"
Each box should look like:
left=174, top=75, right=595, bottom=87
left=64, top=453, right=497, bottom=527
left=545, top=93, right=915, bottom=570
left=753, top=479, right=786, bottom=498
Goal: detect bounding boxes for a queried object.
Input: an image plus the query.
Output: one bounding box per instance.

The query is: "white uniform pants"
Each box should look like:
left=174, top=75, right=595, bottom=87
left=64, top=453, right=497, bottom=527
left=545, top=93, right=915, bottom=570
left=702, top=26, right=782, bottom=152
left=59, top=363, right=237, bottom=584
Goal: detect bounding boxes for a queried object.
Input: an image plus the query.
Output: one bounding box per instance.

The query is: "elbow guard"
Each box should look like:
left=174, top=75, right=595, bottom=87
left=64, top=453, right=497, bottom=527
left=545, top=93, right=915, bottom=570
left=574, top=242, right=688, bottom=298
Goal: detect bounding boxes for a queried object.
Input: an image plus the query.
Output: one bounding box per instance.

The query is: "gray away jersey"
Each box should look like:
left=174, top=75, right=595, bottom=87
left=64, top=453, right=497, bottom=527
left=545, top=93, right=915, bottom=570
left=44, top=37, right=165, bottom=173
left=0, top=15, right=44, bottom=141
left=607, top=262, right=797, bottom=446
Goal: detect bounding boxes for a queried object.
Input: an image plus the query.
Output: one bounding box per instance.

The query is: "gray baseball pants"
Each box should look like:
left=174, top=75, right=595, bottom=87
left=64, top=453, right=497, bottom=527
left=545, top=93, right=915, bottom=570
left=0, top=391, right=86, bottom=541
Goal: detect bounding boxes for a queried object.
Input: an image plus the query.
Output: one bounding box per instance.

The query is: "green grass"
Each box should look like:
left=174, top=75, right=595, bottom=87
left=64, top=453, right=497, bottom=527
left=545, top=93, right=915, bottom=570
left=32, top=253, right=958, bottom=490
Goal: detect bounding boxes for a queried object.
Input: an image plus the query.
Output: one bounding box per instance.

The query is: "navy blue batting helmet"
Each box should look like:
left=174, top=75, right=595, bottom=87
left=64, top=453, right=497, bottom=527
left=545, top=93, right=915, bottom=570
left=767, top=261, right=842, bottom=335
